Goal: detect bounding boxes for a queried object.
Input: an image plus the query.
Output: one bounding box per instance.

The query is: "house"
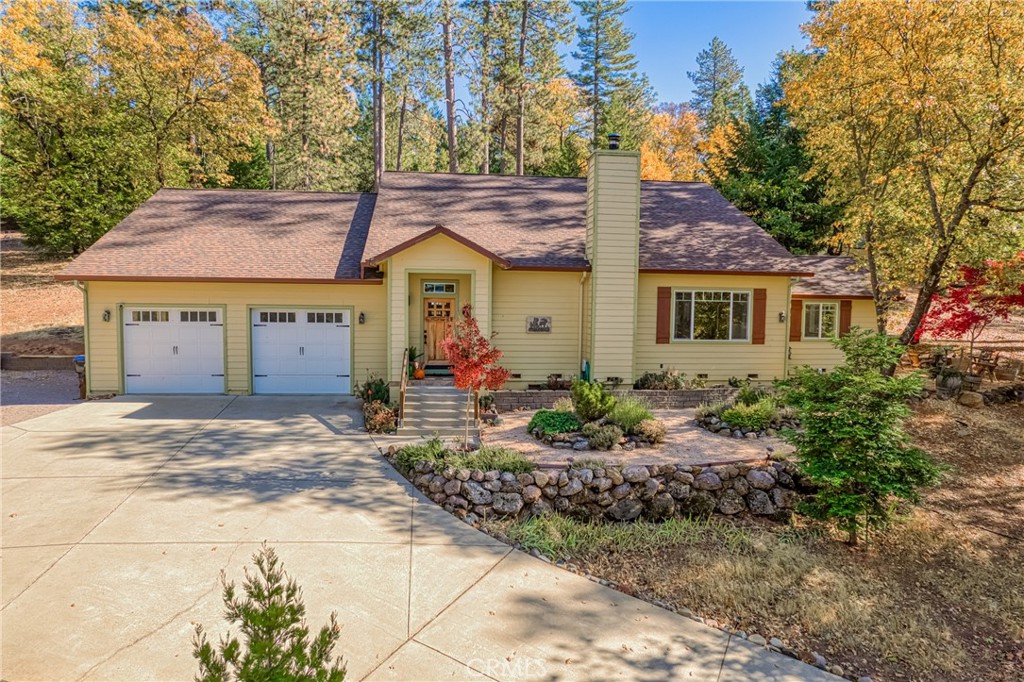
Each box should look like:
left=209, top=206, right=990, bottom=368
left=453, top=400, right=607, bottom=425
left=57, top=143, right=874, bottom=396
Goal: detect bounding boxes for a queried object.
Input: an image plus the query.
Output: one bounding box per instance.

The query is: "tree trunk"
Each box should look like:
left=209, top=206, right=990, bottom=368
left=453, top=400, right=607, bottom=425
left=515, top=0, right=529, bottom=175
left=898, top=240, right=954, bottom=347
left=372, top=9, right=385, bottom=192
left=498, top=113, right=508, bottom=174
left=396, top=88, right=408, bottom=171
left=480, top=0, right=491, bottom=174
left=442, top=0, right=458, bottom=173
left=592, top=15, right=600, bottom=145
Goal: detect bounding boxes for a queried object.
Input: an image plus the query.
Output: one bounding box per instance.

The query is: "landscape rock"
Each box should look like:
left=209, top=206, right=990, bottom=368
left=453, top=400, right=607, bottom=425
left=492, top=493, right=524, bottom=516
left=748, top=634, right=767, bottom=646
left=648, top=492, right=675, bottom=519
left=560, top=478, right=584, bottom=497
left=693, top=472, right=723, bottom=490
left=532, top=470, right=550, bottom=487
left=746, top=470, right=775, bottom=490
left=607, top=498, right=643, bottom=522
left=746, top=490, right=775, bottom=515
left=959, top=391, right=984, bottom=408
left=522, top=485, right=542, bottom=503
left=716, top=489, right=745, bottom=515
left=622, top=464, right=651, bottom=483
left=462, top=480, right=492, bottom=505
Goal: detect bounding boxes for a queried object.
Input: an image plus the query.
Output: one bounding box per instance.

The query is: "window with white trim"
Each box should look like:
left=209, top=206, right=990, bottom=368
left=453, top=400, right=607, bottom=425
left=673, top=290, right=750, bottom=341
left=803, top=302, right=837, bottom=339
left=259, top=312, right=296, bottom=323
left=423, top=282, right=456, bottom=294
left=180, top=311, right=217, bottom=323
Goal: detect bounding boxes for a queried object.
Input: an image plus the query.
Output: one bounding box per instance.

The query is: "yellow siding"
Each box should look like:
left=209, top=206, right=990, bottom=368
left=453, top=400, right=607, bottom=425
left=789, top=299, right=876, bottom=372
left=491, top=270, right=582, bottom=388
left=386, top=233, right=492, bottom=382
left=634, top=273, right=790, bottom=382
left=84, top=280, right=386, bottom=395
left=589, top=150, right=640, bottom=383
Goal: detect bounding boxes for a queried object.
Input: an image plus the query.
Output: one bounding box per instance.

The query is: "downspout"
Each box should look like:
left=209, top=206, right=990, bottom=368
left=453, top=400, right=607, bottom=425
left=784, top=277, right=796, bottom=377
left=72, top=281, right=91, bottom=396
left=578, top=270, right=589, bottom=374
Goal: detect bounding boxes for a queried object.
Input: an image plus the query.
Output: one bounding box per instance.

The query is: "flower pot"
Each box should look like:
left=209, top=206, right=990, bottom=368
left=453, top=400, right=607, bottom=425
left=962, top=374, right=982, bottom=391
left=413, top=368, right=426, bottom=380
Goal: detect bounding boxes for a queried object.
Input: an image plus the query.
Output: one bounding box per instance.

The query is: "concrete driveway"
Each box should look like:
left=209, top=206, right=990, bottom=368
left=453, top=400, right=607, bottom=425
left=1, top=396, right=836, bottom=682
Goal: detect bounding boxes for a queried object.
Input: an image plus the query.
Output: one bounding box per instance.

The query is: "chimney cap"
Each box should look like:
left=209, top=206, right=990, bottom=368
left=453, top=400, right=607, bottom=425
left=607, top=133, right=621, bottom=150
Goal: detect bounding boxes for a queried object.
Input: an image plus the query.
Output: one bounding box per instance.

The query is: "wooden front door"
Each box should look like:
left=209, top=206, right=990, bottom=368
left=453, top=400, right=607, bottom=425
left=424, top=298, right=455, bottom=362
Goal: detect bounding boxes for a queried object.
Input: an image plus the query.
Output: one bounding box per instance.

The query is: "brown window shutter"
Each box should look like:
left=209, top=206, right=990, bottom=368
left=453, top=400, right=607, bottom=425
left=789, top=299, right=803, bottom=343
left=752, top=288, right=767, bottom=344
left=656, top=287, right=671, bottom=344
left=839, top=299, right=853, bottom=336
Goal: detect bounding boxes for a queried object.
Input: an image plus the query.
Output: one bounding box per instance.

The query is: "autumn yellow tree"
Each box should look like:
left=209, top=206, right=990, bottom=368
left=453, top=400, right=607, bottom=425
left=641, top=103, right=703, bottom=181
left=698, top=118, right=744, bottom=184
left=786, top=0, right=1024, bottom=342
left=99, top=5, right=265, bottom=187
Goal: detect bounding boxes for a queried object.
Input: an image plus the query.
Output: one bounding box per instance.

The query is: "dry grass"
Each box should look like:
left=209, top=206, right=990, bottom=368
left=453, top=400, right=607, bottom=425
left=485, top=402, right=1024, bottom=682
left=1, top=233, right=83, bottom=354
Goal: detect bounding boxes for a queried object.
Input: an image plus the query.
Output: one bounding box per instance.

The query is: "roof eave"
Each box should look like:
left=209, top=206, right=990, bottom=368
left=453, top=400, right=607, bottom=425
left=53, top=274, right=382, bottom=285
left=364, top=225, right=512, bottom=269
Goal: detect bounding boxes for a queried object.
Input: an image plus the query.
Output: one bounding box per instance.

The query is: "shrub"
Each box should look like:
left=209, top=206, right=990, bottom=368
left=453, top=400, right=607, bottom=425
left=552, top=396, right=575, bottom=413
left=357, top=374, right=390, bottom=404
left=394, top=439, right=534, bottom=474
left=363, top=401, right=396, bottom=433
left=582, top=422, right=623, bottom=450
left=193, top=544, right=347, bottom=682
left=606, top=396, right=654, bottom=434
left=527, top=409, right=581, bottom=435
left=571, top=379, right=617, bottom=421
left=694, top=401, right=727, bottom=420
left=634, top=369, right=687, bottom=390
left=721, top=398, right=777, bottom=431
left=394, top=437, right=447, bottom=471
left=447, top=446, right=535, bottom=474
left=570, top=457, right=607, bottom=470
left=779, top=329, right=943, bottom=545
left=735, top=381, right=771, bottom=406
left=478, top=392, right=495, bottom=410
left=634, top=419, right=667, bottom=444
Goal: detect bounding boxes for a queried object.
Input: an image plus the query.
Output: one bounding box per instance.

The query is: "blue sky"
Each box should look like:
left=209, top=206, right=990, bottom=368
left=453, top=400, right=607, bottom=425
left=569, top=1, right=813, bottom=105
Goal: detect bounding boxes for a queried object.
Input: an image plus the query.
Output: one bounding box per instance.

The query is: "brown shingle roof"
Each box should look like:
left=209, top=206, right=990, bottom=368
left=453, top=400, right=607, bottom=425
left=365, top=172, right=588, bottom=269
left=638, top=182, right=808, bottom=274
left=364, top=172, right=810, bottom=274
left=793, top=256, right=873, bottom=298
left=57, top=188, right=376, bottom=282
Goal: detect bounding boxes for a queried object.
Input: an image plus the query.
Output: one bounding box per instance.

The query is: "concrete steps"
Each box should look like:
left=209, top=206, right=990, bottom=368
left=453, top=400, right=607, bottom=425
left=400, top=383, right=478, bottom=439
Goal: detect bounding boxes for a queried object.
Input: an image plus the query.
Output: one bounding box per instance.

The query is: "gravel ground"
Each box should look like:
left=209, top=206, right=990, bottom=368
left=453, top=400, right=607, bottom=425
left=482, top=409, right=792, bottom=467
left=0, top=370, right=81, bottom=426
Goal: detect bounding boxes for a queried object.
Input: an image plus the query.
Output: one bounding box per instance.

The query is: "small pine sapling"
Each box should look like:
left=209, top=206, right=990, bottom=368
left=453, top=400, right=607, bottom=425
left=193, top=544, right=346, bottom=682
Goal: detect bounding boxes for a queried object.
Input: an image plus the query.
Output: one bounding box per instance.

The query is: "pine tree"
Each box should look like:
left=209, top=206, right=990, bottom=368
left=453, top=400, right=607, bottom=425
left=688, top=36, right=751, bottom=130
left=570, top=0, right=650, bottom=147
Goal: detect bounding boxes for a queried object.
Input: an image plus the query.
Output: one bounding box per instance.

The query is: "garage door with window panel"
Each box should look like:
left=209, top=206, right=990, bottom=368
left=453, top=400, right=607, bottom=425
left=123, top=307, right=225, bottom=393
left=251, top=309, right=351, bottom=394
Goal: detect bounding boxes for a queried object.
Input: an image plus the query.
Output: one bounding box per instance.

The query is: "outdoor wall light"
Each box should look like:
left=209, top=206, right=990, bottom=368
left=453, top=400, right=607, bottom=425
left=358, top=312, right=366, bottom=325
left=103, top=309, right=111, bottom=322
left=778, top=311, right=786, bottom=323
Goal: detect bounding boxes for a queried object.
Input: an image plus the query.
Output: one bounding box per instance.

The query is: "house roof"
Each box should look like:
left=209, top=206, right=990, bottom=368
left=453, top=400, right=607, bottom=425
left=56, top=188, right=377, bottom=283
left=364, top=172, right=588, bottom=269
left=59, top=170, right=818, bottom=283
left=792, top=256, right=873, bottom=298
left=363, top=172, right=811, bottom=275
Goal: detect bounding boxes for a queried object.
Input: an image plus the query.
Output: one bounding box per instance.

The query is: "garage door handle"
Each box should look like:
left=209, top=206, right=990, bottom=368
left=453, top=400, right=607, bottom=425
left=299, top=346, right=304, bottom=356
left=253, top=323, right=267, bottom=327
left=255, top=374, right=268, bottom=378
left=127, top=374, right=141, bottom=377
left=211, top=374, right=224, bottom=377
left=172, top=346, right=178, bottom=355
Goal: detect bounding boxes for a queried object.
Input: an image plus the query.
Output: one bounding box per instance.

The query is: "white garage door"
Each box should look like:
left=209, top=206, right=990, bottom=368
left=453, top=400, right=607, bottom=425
left=123, top=307, right=225, bottom=394
left=251, top=309, right=351, bottom=394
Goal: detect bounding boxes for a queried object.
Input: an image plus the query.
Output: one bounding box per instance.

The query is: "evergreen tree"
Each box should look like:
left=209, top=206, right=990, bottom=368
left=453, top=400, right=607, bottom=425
left=688, top=36, right=751, bottom=129
left=570, top=0, right=650, bottom=148
left=714, top=55, right=843, bottom=253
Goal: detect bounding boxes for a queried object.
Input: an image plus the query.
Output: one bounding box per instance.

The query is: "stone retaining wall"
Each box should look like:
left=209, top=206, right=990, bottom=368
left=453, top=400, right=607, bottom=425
left=492, top=387, right=737, bottom=412
left=396, top=459, right=807, bottom=525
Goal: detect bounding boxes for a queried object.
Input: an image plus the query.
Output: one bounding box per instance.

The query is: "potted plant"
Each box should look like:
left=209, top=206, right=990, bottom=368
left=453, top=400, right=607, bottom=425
left=936, top=366, right=964, bottom=395
left=406, top=346, right=422, bottom=379
left=413, top=365, right=426, bottom=380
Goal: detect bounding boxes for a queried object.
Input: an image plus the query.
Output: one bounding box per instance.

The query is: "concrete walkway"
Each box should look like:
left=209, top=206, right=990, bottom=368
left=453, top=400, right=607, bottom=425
left=1, top=396, right=836, bottom=681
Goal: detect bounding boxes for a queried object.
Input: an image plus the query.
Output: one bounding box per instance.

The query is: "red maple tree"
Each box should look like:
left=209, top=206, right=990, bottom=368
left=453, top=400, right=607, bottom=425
left=442, top=304, right=510, bottom=445
left=914, top=253, right=1024, bottom=357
